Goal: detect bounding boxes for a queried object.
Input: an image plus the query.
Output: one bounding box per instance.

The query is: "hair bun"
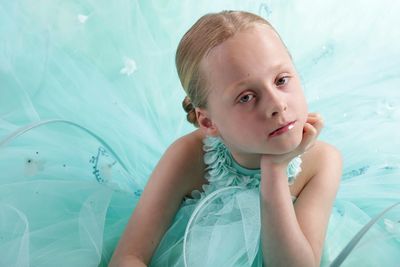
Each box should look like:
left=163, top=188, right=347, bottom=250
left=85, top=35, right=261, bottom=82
left=182, top=96, right=199, bottom=127
left=182, top=96, right=194, bottom=113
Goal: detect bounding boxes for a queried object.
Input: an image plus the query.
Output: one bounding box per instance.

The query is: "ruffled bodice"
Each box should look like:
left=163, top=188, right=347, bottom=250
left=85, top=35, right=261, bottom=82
left=183, top=136, right=303, bottom=205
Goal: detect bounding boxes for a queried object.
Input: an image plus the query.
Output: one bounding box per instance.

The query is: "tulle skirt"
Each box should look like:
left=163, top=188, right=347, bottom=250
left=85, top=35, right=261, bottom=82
left=1, top=0, right=399, bottom=266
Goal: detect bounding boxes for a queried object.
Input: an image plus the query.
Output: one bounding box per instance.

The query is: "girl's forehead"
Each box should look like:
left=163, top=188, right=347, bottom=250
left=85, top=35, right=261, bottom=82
left=226, top=27, right=284, bottom=56
left=205, top=26, right=289, bottom=69
left=201, top=25, right=292, bottom=90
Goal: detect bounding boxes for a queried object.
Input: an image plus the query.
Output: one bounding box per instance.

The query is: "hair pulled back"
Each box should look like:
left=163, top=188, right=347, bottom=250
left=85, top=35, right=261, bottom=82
left=176, top=10, right=274, bottom=127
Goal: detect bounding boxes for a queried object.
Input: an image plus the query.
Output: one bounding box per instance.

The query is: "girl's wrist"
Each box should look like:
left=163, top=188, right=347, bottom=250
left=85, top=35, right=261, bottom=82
left=260, top=160, right=289, bottom=195
left=260, top=157, right=288, bottom=173
left=260, top=161, right=288, bottom=181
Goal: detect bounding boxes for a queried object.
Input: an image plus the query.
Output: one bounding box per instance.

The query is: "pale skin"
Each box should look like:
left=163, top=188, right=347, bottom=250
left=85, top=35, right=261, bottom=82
left=110, top=24, right=342, bottom=267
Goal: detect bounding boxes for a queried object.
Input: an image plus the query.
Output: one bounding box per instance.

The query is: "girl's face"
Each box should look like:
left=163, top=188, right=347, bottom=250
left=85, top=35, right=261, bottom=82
left=197, top=24, right=308, bottom=167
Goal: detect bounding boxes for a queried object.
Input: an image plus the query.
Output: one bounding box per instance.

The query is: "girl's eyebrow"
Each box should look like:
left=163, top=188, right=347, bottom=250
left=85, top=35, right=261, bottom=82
left=223, top=63, right=289, bottom=95
left=223, top=79, right=249, bottom=96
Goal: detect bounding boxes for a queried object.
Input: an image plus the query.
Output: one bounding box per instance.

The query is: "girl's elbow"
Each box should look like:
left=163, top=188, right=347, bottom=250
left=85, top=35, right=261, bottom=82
left=109, top=255, right=148, bottom=267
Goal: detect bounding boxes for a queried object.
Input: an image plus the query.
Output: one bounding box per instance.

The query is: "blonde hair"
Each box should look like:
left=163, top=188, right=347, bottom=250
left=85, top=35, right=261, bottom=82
left=177, top=10, right=283, bottom=127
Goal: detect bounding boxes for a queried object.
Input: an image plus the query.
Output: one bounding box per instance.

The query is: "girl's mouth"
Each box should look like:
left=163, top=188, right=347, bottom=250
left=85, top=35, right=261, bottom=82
left=269, top=121, right=296, bottom=137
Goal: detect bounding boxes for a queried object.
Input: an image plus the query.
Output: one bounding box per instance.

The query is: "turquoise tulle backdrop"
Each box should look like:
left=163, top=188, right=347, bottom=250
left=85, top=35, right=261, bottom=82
left=1, top=0, right=400, bottom=266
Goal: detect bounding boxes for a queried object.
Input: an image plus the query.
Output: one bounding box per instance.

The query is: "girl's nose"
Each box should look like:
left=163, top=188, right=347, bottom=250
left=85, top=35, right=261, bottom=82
left=265, top=92, right=288, bottom=118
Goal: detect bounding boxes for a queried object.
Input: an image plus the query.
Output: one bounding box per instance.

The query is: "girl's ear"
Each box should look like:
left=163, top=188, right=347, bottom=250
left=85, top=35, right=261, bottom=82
left=195, top=107, right=219, bottom=137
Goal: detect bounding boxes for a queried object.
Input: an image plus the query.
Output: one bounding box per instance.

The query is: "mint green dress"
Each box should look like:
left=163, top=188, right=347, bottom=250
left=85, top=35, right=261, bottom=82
left=1, top=0, right=400, bottom=266
left=150, top=135, right=302, bottom=266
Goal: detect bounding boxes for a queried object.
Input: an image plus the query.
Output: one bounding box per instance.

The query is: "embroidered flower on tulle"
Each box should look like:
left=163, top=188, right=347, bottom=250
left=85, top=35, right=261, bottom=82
left=183, top=136, right=302, bottom=205
left=120, top=57, right=137, bottom=76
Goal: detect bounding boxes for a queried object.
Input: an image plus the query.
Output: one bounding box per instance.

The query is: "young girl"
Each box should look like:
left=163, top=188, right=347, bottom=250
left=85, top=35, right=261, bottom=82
left=1, top=3, right=400, bottom=267
left=110, top=10, right=341, bottom=267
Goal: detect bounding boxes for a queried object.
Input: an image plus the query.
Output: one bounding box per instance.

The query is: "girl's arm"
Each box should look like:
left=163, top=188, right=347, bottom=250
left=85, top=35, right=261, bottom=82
left=260, top=141, right=342, bottom=267
left=109, top=132, right=205, bottom=267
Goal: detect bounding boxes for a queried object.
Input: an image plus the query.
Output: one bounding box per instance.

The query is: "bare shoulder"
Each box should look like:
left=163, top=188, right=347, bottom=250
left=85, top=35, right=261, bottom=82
left=151, top=128, right=207, bottom=197
left=303, top=140, right=342, bottom=174
left=109, top=129, right=207, bottom=266
left=310, top=140, right=343, bottom=188
left=290, top=140, right=342, bottom=198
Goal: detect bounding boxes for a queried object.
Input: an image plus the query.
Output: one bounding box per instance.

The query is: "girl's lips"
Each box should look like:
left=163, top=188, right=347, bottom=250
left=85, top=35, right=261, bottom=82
left=269, top=121, right=296, bottom=137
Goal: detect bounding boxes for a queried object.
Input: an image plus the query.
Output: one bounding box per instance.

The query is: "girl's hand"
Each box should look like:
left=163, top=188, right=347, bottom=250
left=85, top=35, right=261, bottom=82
left=260, top=113, right=324, bottom=169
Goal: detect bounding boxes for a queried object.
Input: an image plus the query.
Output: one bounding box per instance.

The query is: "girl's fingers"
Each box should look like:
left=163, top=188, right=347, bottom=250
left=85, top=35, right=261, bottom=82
left=307, top=112, right=321, bottom=121
left=301, top=122, right=318, bottom=152
left=308, top=112, right=319, bottom=117
left=307, top=113, right=321, bottom=121
left=306, top=114, right=324, bottom=132
left=314, top=117, right=324, bottom=134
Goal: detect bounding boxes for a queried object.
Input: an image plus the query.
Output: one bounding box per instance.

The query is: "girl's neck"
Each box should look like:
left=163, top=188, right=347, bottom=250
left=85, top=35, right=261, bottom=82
left=229, top=149, right=262, bottom=170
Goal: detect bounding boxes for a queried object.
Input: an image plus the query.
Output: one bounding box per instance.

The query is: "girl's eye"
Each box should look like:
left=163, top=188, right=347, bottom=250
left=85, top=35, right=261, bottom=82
left=276, top=76, right=290, bottom=86
left=239, top=94, right=255, bottom=103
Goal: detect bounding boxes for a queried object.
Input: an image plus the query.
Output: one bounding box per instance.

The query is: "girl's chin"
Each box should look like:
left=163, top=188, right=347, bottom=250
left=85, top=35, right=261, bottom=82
left=269, top=136, right=302, bottom=154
